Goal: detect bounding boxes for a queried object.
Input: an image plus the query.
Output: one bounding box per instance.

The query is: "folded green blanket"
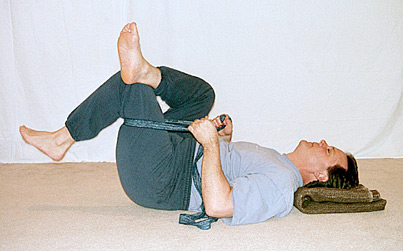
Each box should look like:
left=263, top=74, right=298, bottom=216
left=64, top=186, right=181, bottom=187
left=294, top=184, right=387, bottom=214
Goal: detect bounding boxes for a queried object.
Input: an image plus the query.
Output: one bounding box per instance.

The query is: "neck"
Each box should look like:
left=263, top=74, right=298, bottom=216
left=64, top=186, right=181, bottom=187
left=286, top=152, right=315, bottom=186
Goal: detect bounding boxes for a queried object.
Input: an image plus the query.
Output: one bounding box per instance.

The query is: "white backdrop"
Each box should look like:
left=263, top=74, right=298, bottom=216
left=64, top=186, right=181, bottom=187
left=1, top=1, right=402, bottom=163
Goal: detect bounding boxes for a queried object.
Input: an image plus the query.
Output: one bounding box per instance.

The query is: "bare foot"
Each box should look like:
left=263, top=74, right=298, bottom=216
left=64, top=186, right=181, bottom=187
left=117, top=22, right=161, bottom=88
left=19, top=126, right=75, bottom=161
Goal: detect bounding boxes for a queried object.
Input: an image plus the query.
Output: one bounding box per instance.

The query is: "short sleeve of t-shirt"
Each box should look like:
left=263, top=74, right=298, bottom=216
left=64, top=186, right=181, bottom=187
left=222, top=172, right=294, bottom=225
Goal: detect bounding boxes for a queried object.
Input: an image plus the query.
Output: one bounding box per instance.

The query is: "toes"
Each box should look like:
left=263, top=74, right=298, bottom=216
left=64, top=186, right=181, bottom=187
left=122, top=22, right=137, bottom=32
left=122, top=23, right=132, bottom=33
left=129, top=22, right=138, bottom=33
left=19, top=125, right=27, bottom=134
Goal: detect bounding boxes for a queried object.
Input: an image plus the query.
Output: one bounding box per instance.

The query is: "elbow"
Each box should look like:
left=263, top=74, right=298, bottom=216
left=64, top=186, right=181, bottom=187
left=204, top=200, right=233, bottom=218
left=205, top=205, right=220, bottom=218
left=205, top=206, right=226, bottom=218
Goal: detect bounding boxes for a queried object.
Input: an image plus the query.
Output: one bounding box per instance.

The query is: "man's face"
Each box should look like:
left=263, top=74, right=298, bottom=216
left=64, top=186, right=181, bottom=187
left=295, top=140, right=348, bottom=171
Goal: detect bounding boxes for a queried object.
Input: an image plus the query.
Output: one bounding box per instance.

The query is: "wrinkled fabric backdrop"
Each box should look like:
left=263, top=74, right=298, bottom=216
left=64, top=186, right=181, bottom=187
left=1, top=1, right=402, bottom=163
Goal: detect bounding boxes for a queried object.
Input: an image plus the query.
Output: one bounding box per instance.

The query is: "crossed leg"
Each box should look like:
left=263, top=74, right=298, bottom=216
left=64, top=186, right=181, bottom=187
left=19, top=22, right=161, bottom=161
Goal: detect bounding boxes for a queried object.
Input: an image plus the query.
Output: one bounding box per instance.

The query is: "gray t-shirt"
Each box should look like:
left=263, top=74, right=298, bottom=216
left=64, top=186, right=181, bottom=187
left=188, top=140, right=303, bottom=226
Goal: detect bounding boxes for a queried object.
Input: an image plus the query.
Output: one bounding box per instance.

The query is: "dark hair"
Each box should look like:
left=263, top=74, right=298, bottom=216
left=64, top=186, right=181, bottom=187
left=305, top=153, right=359, bottom=189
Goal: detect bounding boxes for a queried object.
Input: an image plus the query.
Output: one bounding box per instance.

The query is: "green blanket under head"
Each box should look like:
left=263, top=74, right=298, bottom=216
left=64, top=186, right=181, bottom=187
left=294, top=184, right=387, bottom=214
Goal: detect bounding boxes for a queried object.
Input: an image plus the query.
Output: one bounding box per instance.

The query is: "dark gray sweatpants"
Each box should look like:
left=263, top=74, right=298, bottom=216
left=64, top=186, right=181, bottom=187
left=65, top=66, right=215, bottom=210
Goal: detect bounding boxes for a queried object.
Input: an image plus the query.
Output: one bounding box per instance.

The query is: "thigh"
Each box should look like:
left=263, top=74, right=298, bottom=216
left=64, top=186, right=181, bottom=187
left=117, top=83, right=194, bottom=210
left=116, top=124, right=171, bottom=205
left=116, top=124, right=194, bottom=210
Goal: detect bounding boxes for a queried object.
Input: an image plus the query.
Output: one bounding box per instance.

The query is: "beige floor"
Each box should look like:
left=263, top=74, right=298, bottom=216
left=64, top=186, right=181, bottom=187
left=1, top=159, right=402, bottom=251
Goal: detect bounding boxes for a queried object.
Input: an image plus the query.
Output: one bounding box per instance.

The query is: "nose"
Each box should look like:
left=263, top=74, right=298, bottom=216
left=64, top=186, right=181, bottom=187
left=319, top=140, right=328, bottom=147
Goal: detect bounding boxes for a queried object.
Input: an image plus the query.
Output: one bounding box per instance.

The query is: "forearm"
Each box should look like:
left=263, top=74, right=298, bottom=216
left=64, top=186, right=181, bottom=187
left=187, top=117, right=234, bottom=217
left=201, top=142, right=233, bottom=218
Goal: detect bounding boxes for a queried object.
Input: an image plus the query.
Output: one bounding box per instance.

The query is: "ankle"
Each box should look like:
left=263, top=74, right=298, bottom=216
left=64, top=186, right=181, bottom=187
left=54, top=127, right=75, bottom=147
left=144, top=66, right=162, bottom=89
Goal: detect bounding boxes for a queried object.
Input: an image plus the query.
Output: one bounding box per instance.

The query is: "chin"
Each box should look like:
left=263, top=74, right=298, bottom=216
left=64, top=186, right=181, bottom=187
left=293, top=140, right=306, bottom=151
left=299, top=140, right=310, bottom=146
left=294, top=140, right=313, bottom=153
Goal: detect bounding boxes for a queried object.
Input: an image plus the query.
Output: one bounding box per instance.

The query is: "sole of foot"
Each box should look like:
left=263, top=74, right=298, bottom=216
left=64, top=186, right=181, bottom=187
left=118, top=22, right=150, bottom=85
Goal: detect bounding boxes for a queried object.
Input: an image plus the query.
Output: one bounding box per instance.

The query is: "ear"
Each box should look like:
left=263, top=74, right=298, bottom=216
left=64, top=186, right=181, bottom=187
left=314, top=171, right=329, bottom=182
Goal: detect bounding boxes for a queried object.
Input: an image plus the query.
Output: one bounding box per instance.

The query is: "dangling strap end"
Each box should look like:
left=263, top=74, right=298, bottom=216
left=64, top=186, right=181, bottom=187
left=179, top=212, right=218, bottom=230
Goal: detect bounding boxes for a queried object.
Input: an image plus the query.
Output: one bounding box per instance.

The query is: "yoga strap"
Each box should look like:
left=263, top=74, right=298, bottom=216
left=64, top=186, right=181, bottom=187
left=124, top=117, right=228, bottom=132
left=123, top=115, right=230, bottom=230
left=124, top=118, right=191, bottom=131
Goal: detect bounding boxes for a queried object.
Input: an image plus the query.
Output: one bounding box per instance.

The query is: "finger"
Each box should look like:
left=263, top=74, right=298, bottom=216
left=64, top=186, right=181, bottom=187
left=193, top=120, right=200, bottom=126
left=213, top=118, right=221, bottom=127
left=216, top=116, right=223, bottom=124
left=225, top=117, right=232, bottom=126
